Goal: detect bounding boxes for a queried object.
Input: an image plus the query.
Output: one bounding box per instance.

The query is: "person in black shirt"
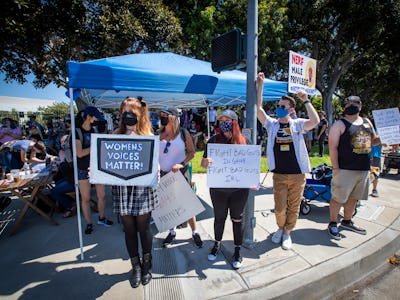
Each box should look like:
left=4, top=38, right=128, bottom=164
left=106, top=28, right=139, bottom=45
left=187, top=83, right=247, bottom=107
left=76, top=106, right=113, bottom=234
left=327, top=96, right=380, bottom=240
left=317, top=111, right=328, bottom=157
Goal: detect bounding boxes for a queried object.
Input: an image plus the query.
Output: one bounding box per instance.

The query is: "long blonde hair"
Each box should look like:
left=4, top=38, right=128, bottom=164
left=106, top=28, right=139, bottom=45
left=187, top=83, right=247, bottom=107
left=160, top=114, right=180, bottom=138
left=115, top=97, right=152, bottom=135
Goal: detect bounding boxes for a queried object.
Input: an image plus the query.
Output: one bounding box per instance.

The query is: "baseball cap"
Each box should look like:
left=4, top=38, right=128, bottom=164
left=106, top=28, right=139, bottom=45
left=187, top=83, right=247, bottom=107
left=161, top=106, right=179, bottom=117
left=217, top=109, right=238, bottom=121
left=344, top=95, right=362, bottom=105
left=83, top=106, right=105, bottom=121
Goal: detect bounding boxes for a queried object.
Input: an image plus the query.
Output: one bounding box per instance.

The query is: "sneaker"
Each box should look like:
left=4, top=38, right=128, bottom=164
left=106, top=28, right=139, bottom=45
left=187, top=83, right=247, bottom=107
left=271, top=229, right=283, bottom=244
left=208, top=242, right=220, bottom=261
left=340, top=220, right=367, bottom=235
left=232, top=246, right=243, bottom=269
left=328, top=222, right=341, bottom=240
left=85, top=224, right=93, bottom=234
left=162, top=232, right=176, bottom=247
left=97, top=217, right=114, bottom=227
left=371, top=189, right=379, bottom=197
left=281, top=234, right=292, bottom=250
left=192, top=233, right=203, bottom=248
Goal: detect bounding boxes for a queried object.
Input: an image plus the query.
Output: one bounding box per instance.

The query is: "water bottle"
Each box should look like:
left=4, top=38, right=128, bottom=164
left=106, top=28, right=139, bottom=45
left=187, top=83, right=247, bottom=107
left=23, top=162, right=31, bottom=175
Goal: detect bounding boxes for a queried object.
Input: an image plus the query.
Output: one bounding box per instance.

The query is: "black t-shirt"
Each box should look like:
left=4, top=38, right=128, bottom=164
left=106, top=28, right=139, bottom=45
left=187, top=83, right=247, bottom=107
left=272, top=123, right=301, bottom=174
left=338, top=118, right=373, bottom=171
left=76, top=127, right=93, bottom=170
left=317, top=118, right=328, bottom=136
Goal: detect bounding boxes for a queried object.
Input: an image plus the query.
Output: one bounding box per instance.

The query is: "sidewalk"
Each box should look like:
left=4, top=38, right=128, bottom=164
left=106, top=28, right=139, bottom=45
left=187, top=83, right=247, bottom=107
left=0, top=172, right=399, bottom=300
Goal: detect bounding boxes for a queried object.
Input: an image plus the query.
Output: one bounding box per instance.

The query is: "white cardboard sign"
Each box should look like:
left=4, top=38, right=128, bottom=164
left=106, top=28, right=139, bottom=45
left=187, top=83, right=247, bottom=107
left=372, top=108, right=400, bottom=145
left=288, top=50, right=317, bottom=95
left=206, top=144, right=261, bottom=188
left=153, top=171, right=205, bottom=232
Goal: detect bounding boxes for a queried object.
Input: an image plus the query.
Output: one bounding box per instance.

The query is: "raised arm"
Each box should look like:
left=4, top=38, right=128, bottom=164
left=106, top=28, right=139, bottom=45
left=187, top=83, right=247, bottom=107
left=296, top=90, right=319, bottom=131
left=256, top=72, right=267, bottom=125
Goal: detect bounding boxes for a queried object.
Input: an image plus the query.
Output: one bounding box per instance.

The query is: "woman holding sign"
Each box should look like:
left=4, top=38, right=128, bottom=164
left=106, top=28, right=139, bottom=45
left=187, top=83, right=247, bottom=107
left=112, top=97, right=158, bottom=288
left=158, top=106, right=204, bottom=249
left=201, top=109, right=249, bottom=270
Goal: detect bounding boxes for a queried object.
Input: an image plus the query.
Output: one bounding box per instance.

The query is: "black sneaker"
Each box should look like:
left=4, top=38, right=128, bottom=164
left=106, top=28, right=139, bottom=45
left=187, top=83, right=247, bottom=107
left=192, top=233, right=203, bottom=248
left=340, top=220, right=367, bottom=235
left=208, top=242, right=220, bottom=261
left=232, top=246, right=243, bottom=269
left=85, top=224, right=93, bottom=234
left=97, top=217, right=114, bottom=227
left=328, top=222, right=341, bottom=240
left=162, top=232, right=176, bottom=247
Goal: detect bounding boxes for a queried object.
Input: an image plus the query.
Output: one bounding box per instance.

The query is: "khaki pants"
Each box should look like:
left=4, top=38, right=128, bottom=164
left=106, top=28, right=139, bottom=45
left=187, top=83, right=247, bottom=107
left=273, top=173, right=306, bottom=231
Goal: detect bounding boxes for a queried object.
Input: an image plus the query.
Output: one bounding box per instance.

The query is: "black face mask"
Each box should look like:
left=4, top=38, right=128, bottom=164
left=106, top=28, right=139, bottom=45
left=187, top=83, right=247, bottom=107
left=122, top=112, right=138, bottom=126
left=92, top=120, right=99, bottom=127
left=160, top=116, right=169, bottom=126
left=343, top=104, right=360, bottom=116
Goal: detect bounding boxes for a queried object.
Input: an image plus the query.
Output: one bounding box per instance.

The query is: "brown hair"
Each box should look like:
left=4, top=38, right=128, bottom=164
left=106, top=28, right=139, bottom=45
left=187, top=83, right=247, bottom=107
left=281, top=95, right=296, bottom=108
left=33, top=141, right=46, bottom=153
left=115, top=97, right=152, bottom=135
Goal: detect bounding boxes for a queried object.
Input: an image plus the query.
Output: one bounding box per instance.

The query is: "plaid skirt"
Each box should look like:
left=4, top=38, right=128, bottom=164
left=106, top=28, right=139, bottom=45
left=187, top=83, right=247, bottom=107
left=112, top=185, right=158, bottom=216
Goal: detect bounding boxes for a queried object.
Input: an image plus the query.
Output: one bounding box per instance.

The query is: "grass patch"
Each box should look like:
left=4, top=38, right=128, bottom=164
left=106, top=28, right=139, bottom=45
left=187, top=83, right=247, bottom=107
left=190, top=144, right=331, bottom=174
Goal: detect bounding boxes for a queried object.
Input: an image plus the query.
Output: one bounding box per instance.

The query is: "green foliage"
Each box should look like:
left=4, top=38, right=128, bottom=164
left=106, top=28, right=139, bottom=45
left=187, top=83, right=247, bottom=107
left=37, top=102, right=76, bottom=120
left=0, top=0, right=183, bottom=88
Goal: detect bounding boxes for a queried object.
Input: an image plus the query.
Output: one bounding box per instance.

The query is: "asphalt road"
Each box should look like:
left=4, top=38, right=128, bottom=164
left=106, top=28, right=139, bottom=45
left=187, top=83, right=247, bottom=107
left=335, top=256, right=400, bottom=300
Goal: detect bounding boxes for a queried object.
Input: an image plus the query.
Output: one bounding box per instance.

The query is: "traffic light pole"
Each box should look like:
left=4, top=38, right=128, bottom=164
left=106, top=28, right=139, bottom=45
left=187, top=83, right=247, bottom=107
left=243, top=0, right=258, bottom=247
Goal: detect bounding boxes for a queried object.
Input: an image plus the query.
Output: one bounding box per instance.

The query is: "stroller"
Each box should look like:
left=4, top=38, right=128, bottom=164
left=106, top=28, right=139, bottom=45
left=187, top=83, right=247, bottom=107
left=381, top=150, right=400, bottom=176
left=300, top=164, right=332, bottom=215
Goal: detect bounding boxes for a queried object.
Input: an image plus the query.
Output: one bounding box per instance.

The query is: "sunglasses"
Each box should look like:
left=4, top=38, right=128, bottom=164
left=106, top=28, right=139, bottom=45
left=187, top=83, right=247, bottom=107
left=277, top=105, right=288, bottom=109
left=163, top=141, right=171, bottom=153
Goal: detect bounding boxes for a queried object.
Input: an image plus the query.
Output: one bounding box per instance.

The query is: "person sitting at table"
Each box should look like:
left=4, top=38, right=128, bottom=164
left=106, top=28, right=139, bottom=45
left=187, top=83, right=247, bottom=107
left=1, top=118, right=23, bottom=177
left=0, top=135, right=54, bottom=171
left=47, top=135, right=75, bottom=218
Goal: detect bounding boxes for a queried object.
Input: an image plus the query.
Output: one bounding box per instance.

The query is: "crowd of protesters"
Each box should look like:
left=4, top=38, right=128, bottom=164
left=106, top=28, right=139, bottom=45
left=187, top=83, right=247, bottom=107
left=2, top=89, right=395, bottom=289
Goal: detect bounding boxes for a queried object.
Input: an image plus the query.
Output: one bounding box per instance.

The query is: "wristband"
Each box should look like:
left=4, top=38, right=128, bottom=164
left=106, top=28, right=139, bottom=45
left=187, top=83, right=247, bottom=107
left=303, top=100, right=311, bottom=105
left=180, top=161, right=186, bottom=166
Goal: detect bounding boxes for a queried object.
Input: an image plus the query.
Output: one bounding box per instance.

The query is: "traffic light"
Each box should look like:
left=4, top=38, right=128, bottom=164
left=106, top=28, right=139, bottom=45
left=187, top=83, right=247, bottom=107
left=211, top=28, right=246, bottom=73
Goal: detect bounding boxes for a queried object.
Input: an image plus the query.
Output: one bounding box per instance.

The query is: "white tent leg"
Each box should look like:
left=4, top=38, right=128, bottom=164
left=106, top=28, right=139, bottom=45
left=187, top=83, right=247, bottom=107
left=69, top=88, right=84, bottom=260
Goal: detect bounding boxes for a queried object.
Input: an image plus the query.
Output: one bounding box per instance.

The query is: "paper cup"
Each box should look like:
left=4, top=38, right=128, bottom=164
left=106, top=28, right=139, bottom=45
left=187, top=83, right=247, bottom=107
left=6, top=173, right=14, bottom=182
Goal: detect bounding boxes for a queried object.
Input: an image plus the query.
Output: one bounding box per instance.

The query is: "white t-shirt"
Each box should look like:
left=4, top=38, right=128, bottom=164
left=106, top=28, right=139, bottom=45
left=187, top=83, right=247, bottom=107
left=159, top=134, right=186, bottom=172
left=208, top=109, right=217, bottom=123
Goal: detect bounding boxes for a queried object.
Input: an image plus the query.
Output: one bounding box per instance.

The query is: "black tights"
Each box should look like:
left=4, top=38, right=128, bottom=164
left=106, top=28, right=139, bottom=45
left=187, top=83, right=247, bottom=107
left=210, top=188, right=249, bottom=246
left=121, top=213, right=152, bottom=258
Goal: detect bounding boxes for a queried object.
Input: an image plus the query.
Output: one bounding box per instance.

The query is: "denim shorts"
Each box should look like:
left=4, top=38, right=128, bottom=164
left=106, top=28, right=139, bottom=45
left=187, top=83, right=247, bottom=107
left=78, top=169, right=89, bottom=180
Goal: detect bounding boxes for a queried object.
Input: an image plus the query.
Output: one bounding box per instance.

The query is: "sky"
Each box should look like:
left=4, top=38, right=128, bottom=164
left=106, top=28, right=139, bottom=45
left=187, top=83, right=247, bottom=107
left=0, top=73, right=68, bottom=102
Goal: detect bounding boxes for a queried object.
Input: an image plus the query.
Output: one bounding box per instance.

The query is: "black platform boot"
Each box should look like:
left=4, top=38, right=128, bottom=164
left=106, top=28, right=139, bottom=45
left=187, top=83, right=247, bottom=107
left=130, top=256, right=141, bottom=288
left=141, top=253, right=152, bottom=285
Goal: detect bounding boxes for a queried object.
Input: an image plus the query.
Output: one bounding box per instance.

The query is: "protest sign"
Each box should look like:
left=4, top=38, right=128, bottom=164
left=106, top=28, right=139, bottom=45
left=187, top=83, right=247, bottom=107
left=206, top=144, right=261, bottom=188
left=372, top=108, right=400, bottom=145
left=89, top=134, right=159, bottom=186
left=288, top=50, right=317, bottom=95
left=153, top=171, right=205, bottom=232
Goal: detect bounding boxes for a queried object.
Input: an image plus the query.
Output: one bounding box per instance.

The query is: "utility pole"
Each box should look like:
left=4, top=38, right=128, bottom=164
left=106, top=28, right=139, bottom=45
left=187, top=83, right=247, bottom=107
left=243, top=0, right=258, bottom=246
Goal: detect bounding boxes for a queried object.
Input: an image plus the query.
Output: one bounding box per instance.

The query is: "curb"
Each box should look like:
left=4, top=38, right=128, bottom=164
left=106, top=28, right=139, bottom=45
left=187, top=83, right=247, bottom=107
left=216, top=223, right=400, bottom=300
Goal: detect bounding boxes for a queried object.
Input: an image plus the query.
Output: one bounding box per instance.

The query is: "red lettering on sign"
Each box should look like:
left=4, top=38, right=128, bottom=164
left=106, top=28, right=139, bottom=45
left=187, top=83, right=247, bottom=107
left=292, top=54, right=304, bottom=65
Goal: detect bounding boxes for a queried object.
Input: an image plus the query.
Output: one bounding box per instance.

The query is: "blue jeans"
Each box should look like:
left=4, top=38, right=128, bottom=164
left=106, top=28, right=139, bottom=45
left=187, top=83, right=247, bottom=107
left=1, top=151, right=23, bottom=170
left=50, top=179, right=74, bottom=210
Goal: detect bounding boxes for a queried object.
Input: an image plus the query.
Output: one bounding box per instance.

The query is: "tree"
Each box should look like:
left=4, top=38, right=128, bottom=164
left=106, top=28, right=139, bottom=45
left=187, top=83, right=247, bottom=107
left=38, top=102, right=75, bottom=120
left=286, top=0, right=400, bottom=124
left=0, top=0, right=183, bottom=89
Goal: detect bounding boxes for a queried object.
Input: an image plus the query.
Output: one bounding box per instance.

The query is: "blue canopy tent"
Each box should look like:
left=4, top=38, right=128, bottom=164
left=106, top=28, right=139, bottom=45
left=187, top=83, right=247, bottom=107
left=67, top=52, right=288, bottom=108
left=66, top=52, right=287, bottom=259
